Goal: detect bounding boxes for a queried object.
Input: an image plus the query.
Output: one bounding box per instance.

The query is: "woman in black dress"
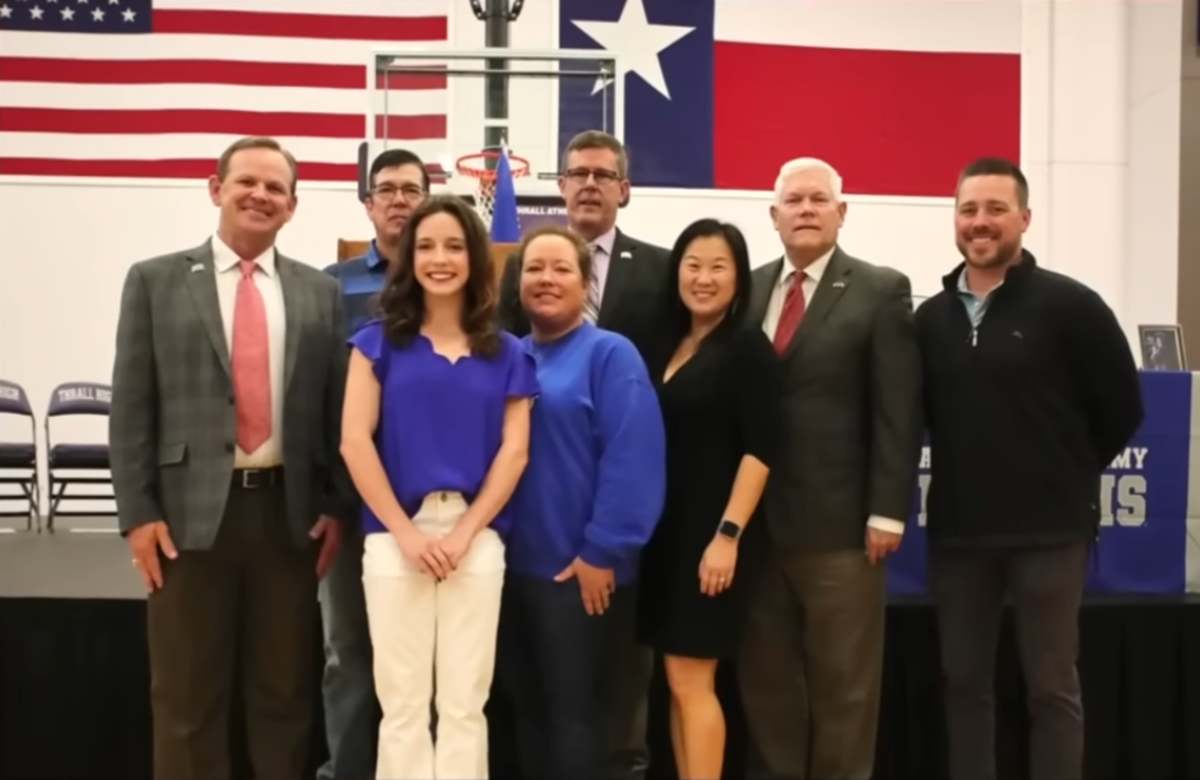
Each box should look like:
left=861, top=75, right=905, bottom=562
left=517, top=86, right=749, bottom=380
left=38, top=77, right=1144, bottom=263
left=637, top=218, right=781, bottom=780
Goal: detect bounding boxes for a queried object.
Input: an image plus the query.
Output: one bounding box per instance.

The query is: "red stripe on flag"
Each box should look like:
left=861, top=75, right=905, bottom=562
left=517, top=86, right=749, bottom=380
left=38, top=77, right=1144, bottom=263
left=713, top=42, right=1020, bottom=197
left=0, top=157, right=359, bottom=181
left=0, top=56, right=367, bottom=90
left=376, top=69, right=448, bottom=91
left=152, top=10, right=448, bottom=42
left=0, top=57, right=448, bottom=91
left=0, top=108, right=446, bottom=140
left=0, top=56, right=446, bottom=92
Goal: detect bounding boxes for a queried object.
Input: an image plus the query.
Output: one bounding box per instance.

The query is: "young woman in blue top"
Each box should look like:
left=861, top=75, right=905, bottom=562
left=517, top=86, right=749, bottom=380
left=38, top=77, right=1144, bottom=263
left=339, top=194, right=538, bottom=780
left=498, top=224, right=667, bottom=780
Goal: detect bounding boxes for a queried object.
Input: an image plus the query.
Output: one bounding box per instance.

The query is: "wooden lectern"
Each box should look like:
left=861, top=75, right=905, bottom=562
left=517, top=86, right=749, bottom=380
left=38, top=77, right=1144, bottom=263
left=336, top=239, right=516, bottom=288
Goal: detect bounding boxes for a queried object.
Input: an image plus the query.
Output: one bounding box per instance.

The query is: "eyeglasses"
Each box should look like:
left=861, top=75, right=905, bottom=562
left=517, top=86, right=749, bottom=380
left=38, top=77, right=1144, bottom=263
left=563, top=167, right=623, bottom=185
left=371, top=185, right=425, bottom=203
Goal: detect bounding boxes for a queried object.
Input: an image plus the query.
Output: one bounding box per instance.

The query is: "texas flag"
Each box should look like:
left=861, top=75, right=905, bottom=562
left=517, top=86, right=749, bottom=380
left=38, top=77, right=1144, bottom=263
left=558, top=0, right=1021, bottom=197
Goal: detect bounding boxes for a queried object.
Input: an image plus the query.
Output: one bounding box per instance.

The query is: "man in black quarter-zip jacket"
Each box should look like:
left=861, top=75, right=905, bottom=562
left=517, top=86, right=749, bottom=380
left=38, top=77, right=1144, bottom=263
left=914, top=158, right=1143, bottom=780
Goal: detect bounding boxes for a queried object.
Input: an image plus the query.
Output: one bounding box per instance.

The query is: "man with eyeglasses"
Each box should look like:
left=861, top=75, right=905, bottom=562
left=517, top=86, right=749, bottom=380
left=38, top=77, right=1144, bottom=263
left=318, top=148, right=428, bottom=780
left=325, top=149, right=430, bottom=334
left=498, top=130, right=671, bottom=780
left=499, top=130, right=670, bottom=367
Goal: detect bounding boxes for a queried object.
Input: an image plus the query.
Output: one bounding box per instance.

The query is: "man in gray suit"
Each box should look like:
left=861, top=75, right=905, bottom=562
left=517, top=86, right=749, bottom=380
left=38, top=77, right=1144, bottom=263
left=739, top=157, right=924, bottom=779
left=109, top=136, right=352, bottom=780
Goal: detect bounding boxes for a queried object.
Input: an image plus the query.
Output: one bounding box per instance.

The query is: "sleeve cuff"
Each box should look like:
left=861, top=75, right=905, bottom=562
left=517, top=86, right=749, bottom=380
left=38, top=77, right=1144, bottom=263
left=867, top=515, right=906, bottom=535
left=319, top=494, right=351, bottom=523
left=578, top=539, right=623, bottom=571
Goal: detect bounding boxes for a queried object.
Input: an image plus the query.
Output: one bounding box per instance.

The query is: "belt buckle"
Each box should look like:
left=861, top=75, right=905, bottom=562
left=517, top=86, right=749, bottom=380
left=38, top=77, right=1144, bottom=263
left=241, top=469, right=258, bottom=489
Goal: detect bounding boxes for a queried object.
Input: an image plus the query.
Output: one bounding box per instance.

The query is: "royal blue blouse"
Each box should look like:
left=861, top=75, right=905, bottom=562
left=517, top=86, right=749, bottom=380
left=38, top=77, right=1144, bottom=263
left=349, top=320, right=539, bottom=538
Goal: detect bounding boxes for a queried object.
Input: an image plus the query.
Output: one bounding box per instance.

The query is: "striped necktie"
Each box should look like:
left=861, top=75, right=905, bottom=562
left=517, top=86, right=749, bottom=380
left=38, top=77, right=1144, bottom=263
left=583, top=244, right=601, bottom=323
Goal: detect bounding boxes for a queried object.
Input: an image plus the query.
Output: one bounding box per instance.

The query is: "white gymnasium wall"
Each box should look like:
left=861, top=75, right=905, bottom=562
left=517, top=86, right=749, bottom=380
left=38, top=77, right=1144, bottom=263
left=0, top=0, right=1187, bottom=512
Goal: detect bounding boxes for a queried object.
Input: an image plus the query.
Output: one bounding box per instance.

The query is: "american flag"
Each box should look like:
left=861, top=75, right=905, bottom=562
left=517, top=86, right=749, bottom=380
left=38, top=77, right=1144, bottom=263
left=0, top=0, right=448, bottom=181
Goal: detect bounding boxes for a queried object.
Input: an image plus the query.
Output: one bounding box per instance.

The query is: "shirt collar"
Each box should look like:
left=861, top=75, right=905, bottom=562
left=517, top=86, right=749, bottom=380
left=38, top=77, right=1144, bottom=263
left=957, top=265, right=1003, bottom=298
left=365, top=239, right=386, bottom=270
left=588, top=225, right=617, bottom=258
left=777, top=246, right=835, bottom=288
left=211, top=233, right=276, bottom=276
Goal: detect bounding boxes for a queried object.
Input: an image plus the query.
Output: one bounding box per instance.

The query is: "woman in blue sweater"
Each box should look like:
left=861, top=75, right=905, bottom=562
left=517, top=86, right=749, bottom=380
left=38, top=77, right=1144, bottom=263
left=339, top=195, right=538, bottom=780
left=500, top=224, right=667, bottom=780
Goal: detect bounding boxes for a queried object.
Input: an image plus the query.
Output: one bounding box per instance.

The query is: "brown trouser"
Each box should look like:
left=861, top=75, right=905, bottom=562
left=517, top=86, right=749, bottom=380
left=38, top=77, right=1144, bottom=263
left=738, top=548, right=887, bottom=780
left=147, top=481, right=319, bottom=780
left=929, top=542, right=1089, bottom=780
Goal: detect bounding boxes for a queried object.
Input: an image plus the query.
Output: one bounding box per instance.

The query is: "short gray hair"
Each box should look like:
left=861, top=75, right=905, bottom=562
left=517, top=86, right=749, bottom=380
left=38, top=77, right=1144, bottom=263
left=773, top=157, right=843, bottom=203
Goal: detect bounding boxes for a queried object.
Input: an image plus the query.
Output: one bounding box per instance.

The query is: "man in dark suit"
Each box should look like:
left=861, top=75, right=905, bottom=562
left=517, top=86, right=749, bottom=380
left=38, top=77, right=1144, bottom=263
left=109, top=136, right=352, bottom=780
left=740, top=157, right=924, bottom=780
left=498, top=130, right=670, bottom=780
left=499, top=130, right=669, bottom=365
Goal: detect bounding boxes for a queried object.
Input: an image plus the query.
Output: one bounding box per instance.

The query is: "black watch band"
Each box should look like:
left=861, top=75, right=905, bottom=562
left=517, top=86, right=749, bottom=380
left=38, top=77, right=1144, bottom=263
left=717, top=520, right=742, bottom=540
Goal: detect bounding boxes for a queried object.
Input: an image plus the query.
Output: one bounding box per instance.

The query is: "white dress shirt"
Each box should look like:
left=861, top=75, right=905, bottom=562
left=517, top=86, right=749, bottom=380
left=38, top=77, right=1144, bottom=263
left=762, top=248, right=906, bottom=537
left=211, top=234, right=287, bottom=468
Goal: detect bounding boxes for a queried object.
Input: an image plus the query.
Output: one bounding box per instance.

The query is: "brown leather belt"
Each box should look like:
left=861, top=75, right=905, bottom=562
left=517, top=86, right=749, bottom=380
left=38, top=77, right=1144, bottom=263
left=231, top=467, right=284, bottom=489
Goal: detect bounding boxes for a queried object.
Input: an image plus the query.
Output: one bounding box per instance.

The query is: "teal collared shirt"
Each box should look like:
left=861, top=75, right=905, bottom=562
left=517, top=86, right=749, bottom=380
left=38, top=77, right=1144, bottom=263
left=957, top=267, right=1000, bottom=329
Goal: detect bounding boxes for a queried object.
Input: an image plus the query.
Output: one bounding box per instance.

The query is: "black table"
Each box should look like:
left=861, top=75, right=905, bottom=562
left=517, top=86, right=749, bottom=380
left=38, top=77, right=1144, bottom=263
left=2, top=594, right=1198, bottom=780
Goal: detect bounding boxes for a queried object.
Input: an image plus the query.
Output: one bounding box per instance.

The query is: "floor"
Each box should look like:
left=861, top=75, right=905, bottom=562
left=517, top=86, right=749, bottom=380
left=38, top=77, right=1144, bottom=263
left=0, top=514, right=143, bottom=600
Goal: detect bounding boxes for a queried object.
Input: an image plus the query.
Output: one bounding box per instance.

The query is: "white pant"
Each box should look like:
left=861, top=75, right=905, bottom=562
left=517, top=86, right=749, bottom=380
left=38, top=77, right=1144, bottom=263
left=362, top=491, right=506, bottom=780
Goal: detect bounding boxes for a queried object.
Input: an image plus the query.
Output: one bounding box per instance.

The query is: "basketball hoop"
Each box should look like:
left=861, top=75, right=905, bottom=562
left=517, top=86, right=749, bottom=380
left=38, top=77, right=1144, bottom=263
left=456, top=150, right=531, bottom=229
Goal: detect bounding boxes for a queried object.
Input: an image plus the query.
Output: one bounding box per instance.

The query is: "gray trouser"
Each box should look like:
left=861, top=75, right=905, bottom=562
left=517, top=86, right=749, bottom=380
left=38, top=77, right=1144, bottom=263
left=317, top=525, right=378, bottom=780
left=929, top=541, right=1090, bottom=780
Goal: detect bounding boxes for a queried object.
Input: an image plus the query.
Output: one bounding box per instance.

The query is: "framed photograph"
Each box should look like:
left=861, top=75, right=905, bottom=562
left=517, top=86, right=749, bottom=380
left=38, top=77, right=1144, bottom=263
left=1137, top=324, right=1187, bottom=372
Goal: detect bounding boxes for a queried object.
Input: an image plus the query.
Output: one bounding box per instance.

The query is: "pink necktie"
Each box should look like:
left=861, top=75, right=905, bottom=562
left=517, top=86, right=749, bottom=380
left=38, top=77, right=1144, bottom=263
left=773, top=271, right=807, bottom=355
left=231, top=259, right=272, bottom=453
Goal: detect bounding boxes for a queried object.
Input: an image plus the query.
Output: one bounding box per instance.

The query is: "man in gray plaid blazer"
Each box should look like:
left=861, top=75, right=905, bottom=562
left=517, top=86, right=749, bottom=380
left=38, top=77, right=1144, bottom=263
left=109, top=136, right=353, bottom=780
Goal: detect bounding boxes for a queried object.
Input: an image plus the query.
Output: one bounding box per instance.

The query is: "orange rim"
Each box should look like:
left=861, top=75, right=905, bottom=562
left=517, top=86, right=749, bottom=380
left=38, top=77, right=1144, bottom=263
left=455, top=151, right=531, bottom=180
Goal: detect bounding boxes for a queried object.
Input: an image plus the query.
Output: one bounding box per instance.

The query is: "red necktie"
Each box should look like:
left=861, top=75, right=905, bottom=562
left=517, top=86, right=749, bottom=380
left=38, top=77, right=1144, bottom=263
left=231, top=259, right=272, bottom=453
left=773, top=271, right=807, bottom=355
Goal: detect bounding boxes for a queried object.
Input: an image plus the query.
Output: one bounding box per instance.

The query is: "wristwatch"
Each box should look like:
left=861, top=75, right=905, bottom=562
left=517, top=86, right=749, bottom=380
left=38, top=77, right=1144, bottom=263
left=716, top=519, right=743, bottom=540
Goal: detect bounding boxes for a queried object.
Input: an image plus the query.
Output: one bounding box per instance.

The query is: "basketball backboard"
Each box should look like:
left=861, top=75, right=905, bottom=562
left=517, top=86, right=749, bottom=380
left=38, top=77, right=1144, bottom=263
left=363, top=47, right=622, bottom=227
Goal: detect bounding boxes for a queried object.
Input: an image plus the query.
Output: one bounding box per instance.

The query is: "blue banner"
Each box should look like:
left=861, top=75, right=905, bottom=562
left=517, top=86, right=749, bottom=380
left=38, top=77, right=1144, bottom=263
left=886, top=370, right=1200, bottom=595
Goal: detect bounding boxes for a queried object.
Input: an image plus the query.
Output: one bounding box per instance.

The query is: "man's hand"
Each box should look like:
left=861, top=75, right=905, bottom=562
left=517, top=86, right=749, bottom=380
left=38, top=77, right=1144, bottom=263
left=865, top=527, right=902, bottom=565
left=128, top=520, right=178, bottom=592
left=309, top=515, right=344, bottom=579
left=554, top=556, right=616, bottom=615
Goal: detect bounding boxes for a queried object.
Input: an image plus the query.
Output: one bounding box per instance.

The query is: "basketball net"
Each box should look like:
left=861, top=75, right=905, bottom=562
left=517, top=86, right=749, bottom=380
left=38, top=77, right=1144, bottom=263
left=455, top=150, right=531, bottom=229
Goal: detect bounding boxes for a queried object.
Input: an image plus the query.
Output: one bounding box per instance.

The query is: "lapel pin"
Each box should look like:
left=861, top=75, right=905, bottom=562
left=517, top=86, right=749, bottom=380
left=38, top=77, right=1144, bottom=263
left=832, top=281, right=846, bottom=288
left=190, top=263, right=204, bottom=273
left=620, top=250, right=632, bottom=258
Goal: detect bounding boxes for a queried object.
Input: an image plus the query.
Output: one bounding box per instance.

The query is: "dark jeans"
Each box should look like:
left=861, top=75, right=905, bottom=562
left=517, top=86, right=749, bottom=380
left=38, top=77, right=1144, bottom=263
left=317, top=522, right=378, bottom=780
left=498, top=573, right=627, bottom=780
left=599, top=583, right=654, bottom=780
left=929, top=541, right=1090, bottom=780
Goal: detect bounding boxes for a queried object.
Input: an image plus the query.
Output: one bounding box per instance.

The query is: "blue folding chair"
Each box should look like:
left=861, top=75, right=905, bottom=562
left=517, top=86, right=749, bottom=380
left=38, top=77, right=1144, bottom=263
left=45, top=381, right=117, bottom=532
left=0, top=379, right=40, bottom=531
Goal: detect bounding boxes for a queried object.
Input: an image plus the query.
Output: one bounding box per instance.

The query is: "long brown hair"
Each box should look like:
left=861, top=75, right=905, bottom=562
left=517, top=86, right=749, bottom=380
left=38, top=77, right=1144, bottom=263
left=376, top=194, right=501, bottom=358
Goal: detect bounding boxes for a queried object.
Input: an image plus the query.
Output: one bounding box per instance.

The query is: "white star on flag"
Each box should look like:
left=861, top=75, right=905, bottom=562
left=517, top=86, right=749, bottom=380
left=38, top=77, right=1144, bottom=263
left=571, top=0, right=695, bottom=100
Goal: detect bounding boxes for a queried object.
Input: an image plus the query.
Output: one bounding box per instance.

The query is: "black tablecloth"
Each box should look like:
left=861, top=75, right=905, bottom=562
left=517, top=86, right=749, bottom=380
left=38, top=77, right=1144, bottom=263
left=2, top=596, right=1198, bottom=779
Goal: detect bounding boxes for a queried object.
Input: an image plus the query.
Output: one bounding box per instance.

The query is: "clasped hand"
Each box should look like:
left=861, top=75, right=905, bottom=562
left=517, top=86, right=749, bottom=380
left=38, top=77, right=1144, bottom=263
left=394, top=525, right=474, bottom=580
